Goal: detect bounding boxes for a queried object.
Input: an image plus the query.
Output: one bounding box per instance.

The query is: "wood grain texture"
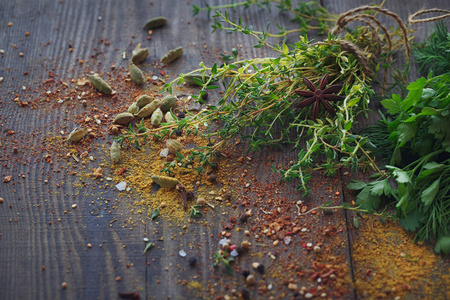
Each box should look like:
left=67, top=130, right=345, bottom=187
left=0, top=1, right=448, bottom=300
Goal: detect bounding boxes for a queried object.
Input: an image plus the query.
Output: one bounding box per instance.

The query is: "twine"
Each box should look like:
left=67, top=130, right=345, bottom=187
left=409, top=8, right=450, bottom=24
left=331, top=5, right=410, bottom=60
left=338, top=40, right=372, bottom=77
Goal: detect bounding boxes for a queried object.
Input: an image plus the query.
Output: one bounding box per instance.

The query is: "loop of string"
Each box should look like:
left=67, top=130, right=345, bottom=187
left=408, top=8, right=450, bottom=24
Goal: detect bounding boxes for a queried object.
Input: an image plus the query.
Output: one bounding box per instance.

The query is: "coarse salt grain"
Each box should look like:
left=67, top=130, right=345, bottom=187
left=284, top=236, right=291, bottom=245
left=179, top=250, right=186, bottom=257
left=116, top=181, right=127, bottom=191
left=152, top=76, right=158, bottom=80
left=143, top=238, right=149, bottom=242
left=160, top=148, right=169, bottom=157
left=230, top=249, right=238, bottom=257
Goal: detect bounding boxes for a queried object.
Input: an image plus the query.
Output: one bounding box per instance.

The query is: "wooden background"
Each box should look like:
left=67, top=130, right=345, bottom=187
left=0, top=1, right=448, bottom=299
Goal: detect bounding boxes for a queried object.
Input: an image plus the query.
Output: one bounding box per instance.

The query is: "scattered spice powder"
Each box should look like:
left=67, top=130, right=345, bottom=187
left=352, top=216, right=450, bottom=299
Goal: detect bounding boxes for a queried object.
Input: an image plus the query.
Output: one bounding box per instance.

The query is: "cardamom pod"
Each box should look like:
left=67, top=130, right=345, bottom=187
left=131, top=48, right=149, bottom=64
left=128, top=102, right=140, bottom=115
left=183, top=74, right=211, bottom=86
left=150, top=175, right=179, bottom=189
left=129, top=63, right=145, bottom=85
left=113, top=112, right=134, bottom=125
left=160, top=95, right=178, bottom=112
left=151, top=107, right=163, bottom=125
left=88, top=75, right=112, bottom=94
left=67, top=127, right=89, bottom=143
left=166, top=139, right=183, bottom=154
left=160, top=47, right=183, bottom=65
left=164, top=111, right=176, bottom=123
left=136, top=95, right=152, bottom=108
left=143, top=16, right=168, bottom=29
left=136, top=100, right=160, bottom=118
left=110, top=141, right=120, bottom=164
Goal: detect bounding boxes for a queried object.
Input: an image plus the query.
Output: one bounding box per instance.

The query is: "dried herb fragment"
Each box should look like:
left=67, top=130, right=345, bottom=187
left=189, top=205, right=204, bottom=218
left=151, top=208, right=160, bottom=220
left=142, top=242, right=154, bottom=254
left=213, top=251, right=234, bottom=276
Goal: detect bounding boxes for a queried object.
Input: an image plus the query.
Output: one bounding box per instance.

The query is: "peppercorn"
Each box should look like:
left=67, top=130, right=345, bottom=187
left=188, top=257, right=197, bottom=267
left=239, top=213, right=248, bottom=223
left=208, top=174, right=217, bottom=183
left=201, top=91, right=208, bottom=101
left=241, top=288, right=250, bottom=300
left=242, top=269, right=250, bottom=278
left=186, top=191, right=194, bottom=201
left=210, top=162, right=219, bottom=170
left=256, top=264, right=265, bottom=274
left=178, top=111, right=185, bottom=119
left=175, top=129, right=183, bottom=136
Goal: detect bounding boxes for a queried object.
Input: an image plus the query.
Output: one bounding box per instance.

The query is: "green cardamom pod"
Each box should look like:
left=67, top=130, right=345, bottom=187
left=128, top=102, right=140, bottom=115
left=183, top=74, right=211, bottom=86
left=136, top=95, right=152, bottom=108
left=143, top=17, right=168, bottom=29
left=88, top=75, right=112, bottom=94
left=151, top=107, right=163, bottom=125
left=160, top=47, right=183, bottom=65
left=136, top=100, right=160, bottom=118
left=129, top=63, right=145, bottom=85
left=150, top=175, right=179, bottom=189
left=67, top=127, right=89, bottom=143
left=113, top=112, right=134, bottom=125
left=164, top=111, right=176, bottom=123
left=160, top=95, right=178, bottom=112
left=166, top=139, right=183, bottom=154
left=131, top=48, right=149, bottom=64
left=110, top=141, right=120, bottom=164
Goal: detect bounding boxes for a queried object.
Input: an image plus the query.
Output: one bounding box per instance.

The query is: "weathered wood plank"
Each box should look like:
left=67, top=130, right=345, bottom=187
left=0, top=1, right=448, bottom=300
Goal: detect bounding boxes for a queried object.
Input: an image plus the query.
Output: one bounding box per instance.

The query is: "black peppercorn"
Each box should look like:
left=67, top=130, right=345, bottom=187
left=188, top=257, right=197, bottom=267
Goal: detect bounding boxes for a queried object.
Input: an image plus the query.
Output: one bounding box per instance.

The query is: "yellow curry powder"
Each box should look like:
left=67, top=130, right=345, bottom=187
left=107, top=125, right=237, bottom=222
left=352, top=216, right=450, bottom=299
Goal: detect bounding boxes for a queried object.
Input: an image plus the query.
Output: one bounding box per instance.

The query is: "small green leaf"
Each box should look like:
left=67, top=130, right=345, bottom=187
left=421, top=178, right=440, bottom=206
left=387, top=166, right=411, bottom=183
left=369, top=180, right=385, bottom=196
left=282, top=42, right=289, bottom=55
left=151, top=208, right=160, bottom=220
left=381, top=95, right=402, bottom=114
left=143, top=242, right=154, bottom=254
left=353, top=216, right=360, bottom=228
left=346, top=180, right=367, bottom=190
left=434, top=236, right=450, bottom=254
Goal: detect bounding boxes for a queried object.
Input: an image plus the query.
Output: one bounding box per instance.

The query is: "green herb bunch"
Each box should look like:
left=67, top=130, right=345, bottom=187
left=119, top=5, right=410, bottom=194
left=193, top=0, right=336, bottom=36
left=350, top=73, right=450, bottom=253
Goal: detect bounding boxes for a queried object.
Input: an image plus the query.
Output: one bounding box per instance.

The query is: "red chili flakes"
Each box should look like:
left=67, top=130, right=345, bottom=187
left=7, top=130, right=14, bottom=135
left=117, top=167, right=127, bottom=175
left=159, top=70, right=165, bottom=76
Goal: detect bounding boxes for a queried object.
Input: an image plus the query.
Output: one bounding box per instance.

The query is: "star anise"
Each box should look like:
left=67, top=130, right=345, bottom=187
left=292, top=74, right=344, bottom=120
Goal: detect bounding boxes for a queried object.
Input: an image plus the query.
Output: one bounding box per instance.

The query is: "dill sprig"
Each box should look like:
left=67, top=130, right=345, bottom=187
left=413, top=22, right=450, bottom=76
